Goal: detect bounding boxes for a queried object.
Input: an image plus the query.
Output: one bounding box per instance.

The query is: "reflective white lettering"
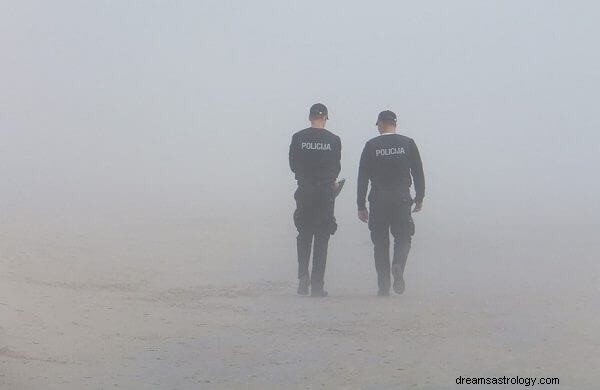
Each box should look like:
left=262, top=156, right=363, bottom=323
left=301, top=142, right=332, bottom=151
left=375, top=147, right=405, bottom=157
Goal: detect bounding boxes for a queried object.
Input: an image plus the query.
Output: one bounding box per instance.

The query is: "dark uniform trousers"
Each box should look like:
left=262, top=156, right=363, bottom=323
left=293, top=184, right=337, bottom=291
left=368, top=189, right=415, bottom=292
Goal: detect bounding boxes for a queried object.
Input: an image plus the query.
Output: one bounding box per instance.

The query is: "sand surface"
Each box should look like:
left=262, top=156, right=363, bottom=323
left=1, top=216, right=598, bottom=389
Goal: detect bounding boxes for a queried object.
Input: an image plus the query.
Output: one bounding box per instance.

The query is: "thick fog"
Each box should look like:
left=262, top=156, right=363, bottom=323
left=3, top=1, right=599, bottom=224
left=2, top=1, right=599, bottom=389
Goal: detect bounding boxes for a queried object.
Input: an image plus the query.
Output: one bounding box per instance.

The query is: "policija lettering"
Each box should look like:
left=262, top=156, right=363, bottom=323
left=301, top=142, right=332, bottom=151
left=375, top=147, right=405, bottom=157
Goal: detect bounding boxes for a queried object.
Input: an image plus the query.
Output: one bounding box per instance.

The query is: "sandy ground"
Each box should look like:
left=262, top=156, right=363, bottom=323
left=1, top=215, right=599, bottom=389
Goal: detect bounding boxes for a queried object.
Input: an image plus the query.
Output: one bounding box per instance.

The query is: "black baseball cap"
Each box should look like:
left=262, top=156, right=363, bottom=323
left=309, top=103, right=328, bottom=119
left=376, top=110, right=397, bottom=125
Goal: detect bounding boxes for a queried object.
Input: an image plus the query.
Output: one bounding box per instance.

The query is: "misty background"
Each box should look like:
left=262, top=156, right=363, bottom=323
left=2, top=2, right=600, bottom=388
left=3, top=0, right=599, bottom=228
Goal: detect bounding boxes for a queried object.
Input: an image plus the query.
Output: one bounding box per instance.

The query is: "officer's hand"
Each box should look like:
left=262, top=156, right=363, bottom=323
left=358, top=209, right=369, bottom=223
left=413, top=201, right=423, bottom=213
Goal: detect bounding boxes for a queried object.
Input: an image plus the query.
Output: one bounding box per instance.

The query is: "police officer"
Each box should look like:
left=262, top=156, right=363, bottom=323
left=357, top=110, right=425, bottom=296
left=289, top=103, right=342, bottom=297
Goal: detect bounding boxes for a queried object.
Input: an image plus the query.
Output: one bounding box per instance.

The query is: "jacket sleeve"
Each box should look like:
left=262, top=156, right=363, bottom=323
left=334, top=136, right=342, bottom=179
left=409, top=138, right=425, bottom=203
left=357, top=143, right=370, bottom=211
left=289, top=134, right=297, bottom=173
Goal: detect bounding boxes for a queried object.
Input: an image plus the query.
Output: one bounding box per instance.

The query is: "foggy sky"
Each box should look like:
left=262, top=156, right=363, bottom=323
left=2, top=0, right=599, bottom=226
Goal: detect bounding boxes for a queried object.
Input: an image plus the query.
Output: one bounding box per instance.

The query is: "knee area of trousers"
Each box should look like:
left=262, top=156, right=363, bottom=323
left=313, top=233, right=331, bottom=244
left=370, top=232, right=390, bottom=244
left=297, top=232, right=312, bottom=241
left=393, top=235, right=411, bottom=245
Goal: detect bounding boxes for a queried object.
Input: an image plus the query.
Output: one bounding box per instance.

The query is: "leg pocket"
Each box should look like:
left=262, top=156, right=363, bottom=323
left=408, top=217, right=415, bottom=236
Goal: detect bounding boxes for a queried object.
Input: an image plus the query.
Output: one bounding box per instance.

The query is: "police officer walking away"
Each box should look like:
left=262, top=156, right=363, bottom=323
left=289, top=103, right=342, bottom=297
left=357, top=111, right=425, bottom=296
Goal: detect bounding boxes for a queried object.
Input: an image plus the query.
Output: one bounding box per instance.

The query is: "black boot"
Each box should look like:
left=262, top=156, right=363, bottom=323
left=392, top=264, right=405, bottom=295
left=311, top=288, right=328, bottom=297
left=393, top=277, right=405, bottom=295
left=297, top=277, right=310, bottom=295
